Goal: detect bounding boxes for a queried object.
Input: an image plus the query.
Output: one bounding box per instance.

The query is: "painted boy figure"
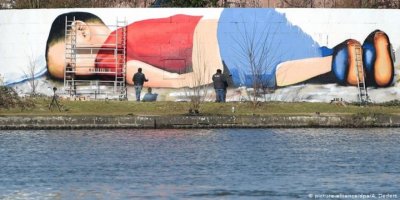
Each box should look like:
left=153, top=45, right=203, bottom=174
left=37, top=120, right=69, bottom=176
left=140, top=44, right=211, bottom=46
left=46, top=12, right=221, bottom=88
left=46, top=10, right=395, bottom=90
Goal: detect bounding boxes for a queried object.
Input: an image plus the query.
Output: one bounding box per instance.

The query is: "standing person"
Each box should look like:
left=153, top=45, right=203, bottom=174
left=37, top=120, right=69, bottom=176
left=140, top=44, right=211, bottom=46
left=212, top=69, right=227, bottom=102
left=132, top=68, right=148, bottom=101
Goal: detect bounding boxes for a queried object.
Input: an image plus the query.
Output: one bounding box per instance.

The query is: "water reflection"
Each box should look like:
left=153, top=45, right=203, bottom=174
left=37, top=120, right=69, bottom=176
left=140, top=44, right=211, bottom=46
left=0, top=129, right=399, bottom=199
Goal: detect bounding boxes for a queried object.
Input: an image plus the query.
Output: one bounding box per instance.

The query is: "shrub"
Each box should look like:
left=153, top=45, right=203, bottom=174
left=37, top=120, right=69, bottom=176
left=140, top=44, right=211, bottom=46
left=0, top=86, right=35, bottom=110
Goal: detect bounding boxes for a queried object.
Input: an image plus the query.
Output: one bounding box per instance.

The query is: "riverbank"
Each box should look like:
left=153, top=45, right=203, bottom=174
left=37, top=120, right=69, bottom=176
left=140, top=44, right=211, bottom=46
left=1, top=113, right=400, bottom=129
left=2, top=99, right=400, bottom=129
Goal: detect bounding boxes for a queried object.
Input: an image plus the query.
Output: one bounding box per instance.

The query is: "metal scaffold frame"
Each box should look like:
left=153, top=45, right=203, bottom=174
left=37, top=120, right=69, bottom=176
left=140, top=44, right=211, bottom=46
left=64, top=16, right=127, bottom=100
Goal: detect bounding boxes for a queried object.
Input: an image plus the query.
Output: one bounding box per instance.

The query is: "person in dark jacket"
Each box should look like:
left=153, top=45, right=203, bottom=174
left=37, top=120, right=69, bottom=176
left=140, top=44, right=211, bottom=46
left=212, top=69, right=227, bottom=102
left=132, top=68, right=148, bottom=101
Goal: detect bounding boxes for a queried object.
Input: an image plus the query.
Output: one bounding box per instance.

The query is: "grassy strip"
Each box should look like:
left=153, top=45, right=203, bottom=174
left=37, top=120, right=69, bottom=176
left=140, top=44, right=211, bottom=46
left=1, top=98, right=399, bottom=116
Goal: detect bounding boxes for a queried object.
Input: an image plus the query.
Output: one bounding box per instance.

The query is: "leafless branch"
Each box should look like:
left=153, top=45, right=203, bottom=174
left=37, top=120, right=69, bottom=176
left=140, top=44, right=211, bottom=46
left=22, top=53, right=39, bottom=96
left=230, top=14, right=282, bottom=110
left=182, top=35, right=211, bottom=114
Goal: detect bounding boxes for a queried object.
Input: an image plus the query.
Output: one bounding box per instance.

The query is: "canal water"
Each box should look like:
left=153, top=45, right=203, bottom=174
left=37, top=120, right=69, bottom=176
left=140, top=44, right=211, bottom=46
left=0, top=129, right=399, bottom=199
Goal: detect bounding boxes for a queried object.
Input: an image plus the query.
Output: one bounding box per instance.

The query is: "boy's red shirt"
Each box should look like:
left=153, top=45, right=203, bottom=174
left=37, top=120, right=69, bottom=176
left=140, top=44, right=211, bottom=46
left=96, top=14, right=202, bottom=75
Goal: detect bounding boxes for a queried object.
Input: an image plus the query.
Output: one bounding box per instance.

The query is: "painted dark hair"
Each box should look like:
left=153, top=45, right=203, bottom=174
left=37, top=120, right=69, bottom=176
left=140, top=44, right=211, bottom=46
left=45, top=12, right=105, bottom=79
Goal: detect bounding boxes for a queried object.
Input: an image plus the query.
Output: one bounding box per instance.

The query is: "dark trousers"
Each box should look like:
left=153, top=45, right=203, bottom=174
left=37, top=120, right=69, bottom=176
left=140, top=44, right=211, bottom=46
left=134, top=85, right=142, bottom=101
left=215, top=89, right=225, bottom=102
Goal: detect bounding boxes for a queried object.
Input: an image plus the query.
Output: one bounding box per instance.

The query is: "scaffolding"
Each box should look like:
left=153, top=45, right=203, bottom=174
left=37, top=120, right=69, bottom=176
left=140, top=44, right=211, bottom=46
left=64, top=16, right=127, bottom=100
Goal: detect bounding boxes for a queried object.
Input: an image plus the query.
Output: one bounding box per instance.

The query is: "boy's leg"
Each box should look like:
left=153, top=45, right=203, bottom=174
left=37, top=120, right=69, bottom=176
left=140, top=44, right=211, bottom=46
left=276, top=56, right=332, bottom=86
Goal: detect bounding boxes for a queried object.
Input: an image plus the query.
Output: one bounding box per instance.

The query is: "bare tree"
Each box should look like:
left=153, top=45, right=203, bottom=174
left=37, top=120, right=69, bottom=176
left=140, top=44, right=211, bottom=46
left=0, top=0, right=13, bottom=8
left=361, top=0, right=400, bottom=8
left=22, top=54, right=40, bottom=96
left=182, top=36, right=212, bottom=114
left=183, top=71, right=210, bottom=114
left=4, top=0, right=400, bottom=8
left=231, top=16, right=280, bottom=110
left=222, top=0, right=261, bottom=7
left=13, top=0, right=41, bottom=8
left=247, top=0, right=262, bottom=7
left=8, top=0, right=157, bottom=8
left=155, top=0, right=225, bottom=7
left=281, top=0, right=312, bottom=7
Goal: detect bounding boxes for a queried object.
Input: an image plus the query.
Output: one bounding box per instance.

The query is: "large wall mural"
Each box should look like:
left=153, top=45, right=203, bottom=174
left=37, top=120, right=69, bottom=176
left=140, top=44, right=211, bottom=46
left=0, top=8, right=399, bottom=102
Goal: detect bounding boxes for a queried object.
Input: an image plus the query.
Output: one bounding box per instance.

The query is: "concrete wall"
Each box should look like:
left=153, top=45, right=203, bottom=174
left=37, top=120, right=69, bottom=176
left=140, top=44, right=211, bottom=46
left=1, top=8, right=400, bottom=103
left=1, top=114, right=399, bottom=129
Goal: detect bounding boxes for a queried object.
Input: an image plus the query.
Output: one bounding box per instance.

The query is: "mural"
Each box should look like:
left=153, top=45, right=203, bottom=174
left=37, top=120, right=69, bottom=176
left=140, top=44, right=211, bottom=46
left=0, top=8, right=399, bottom=102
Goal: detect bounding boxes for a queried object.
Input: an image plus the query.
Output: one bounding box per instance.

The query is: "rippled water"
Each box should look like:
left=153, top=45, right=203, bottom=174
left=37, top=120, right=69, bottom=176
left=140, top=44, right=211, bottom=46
left=0, top=129, right=399, bottom=199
